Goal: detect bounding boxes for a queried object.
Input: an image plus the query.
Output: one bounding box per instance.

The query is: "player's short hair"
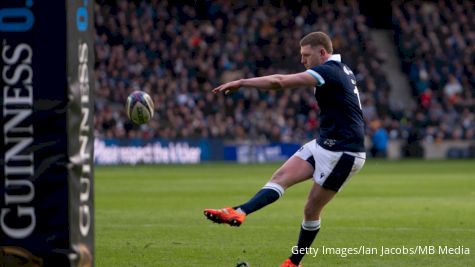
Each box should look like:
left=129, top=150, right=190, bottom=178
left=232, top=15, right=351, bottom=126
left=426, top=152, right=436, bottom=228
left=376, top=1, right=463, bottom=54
left=300, top=32, right=333, bottom=54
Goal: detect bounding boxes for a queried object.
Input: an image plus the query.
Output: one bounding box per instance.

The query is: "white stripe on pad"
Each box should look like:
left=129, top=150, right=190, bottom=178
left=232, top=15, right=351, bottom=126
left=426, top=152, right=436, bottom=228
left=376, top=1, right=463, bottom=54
left=262, top=182, right=285, bottom=197
left=302, top=220, right=321, bottom=231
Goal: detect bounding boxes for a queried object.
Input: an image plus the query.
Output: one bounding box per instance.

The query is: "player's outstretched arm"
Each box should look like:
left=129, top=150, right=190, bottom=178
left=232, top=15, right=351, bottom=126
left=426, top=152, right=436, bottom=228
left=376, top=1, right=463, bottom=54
left=212, top=72, right=316, bottom=94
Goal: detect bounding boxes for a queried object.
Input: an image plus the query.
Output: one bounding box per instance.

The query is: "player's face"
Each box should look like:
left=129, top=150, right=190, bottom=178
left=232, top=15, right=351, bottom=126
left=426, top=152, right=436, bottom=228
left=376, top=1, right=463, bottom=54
left=300, top=45, right=325, bottom=69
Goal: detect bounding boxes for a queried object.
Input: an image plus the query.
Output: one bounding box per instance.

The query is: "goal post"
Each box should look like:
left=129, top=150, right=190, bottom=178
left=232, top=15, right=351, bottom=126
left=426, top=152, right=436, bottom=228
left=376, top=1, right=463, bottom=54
left=1, top=1, right=95, bottom=266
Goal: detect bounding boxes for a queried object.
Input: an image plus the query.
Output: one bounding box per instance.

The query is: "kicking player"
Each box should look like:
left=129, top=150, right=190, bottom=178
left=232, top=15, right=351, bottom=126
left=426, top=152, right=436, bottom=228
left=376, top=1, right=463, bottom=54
left=204, top=31, right=366, bottom=267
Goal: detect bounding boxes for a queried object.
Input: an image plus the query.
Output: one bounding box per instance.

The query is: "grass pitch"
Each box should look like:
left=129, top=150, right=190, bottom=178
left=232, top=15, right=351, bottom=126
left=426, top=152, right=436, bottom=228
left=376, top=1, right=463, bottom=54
left=95, top=160, right=475, bottom=267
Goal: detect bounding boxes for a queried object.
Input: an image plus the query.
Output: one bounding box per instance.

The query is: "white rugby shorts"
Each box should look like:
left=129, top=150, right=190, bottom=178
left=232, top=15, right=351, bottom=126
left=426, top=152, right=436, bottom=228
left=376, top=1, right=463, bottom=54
left=294, top=140, right=366, bottom=192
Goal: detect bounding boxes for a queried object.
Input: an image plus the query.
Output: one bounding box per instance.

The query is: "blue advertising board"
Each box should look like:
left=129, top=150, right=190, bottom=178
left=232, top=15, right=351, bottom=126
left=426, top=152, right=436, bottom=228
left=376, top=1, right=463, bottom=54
left=94, top=139, right=301, bottom=164
left=224, top=143, right=301, bottom=163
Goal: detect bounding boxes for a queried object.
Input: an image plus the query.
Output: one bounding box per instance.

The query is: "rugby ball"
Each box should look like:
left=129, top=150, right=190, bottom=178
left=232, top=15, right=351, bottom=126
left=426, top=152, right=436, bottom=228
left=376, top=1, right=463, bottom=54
left=126, top=90, right=154, bottom=124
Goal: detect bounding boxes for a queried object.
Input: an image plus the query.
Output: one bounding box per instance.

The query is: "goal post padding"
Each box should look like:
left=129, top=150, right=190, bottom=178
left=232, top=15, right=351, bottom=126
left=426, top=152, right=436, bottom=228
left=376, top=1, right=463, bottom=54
left=1, top=1, right=94, bottom=266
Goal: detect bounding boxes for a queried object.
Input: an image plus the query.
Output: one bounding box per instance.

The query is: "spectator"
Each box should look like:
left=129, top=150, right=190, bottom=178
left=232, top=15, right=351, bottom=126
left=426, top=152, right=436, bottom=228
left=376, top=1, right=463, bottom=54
left=369, top=119, right=389, bottom=158
left=443, top=74, right=463, bottom=105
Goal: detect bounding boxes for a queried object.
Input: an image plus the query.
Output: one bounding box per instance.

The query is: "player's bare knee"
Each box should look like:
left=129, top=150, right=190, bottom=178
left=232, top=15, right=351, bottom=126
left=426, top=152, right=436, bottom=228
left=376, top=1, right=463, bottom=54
left=270, top=169, right=289, bottom=188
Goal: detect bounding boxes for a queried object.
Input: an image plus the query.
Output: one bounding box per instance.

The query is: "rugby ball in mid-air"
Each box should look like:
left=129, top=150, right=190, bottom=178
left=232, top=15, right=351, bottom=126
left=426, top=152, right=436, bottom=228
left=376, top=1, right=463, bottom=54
left=126, top=90, right=154, bottom=124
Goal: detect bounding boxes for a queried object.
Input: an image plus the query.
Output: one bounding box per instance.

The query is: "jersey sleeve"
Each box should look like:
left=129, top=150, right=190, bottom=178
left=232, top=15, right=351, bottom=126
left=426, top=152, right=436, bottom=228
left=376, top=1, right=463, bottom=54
left=305, top=65, right=329, bottom=87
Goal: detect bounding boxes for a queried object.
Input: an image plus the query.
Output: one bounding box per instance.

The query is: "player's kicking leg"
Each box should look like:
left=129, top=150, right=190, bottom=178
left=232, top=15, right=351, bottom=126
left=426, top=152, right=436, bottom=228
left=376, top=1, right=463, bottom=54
left=204, top=155, right=314, bottom=227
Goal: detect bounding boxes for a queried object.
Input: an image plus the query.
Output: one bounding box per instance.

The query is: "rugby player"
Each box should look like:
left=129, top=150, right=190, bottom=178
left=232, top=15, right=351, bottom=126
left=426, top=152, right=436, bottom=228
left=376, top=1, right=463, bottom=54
left=205, top=31, right=366, bottom=267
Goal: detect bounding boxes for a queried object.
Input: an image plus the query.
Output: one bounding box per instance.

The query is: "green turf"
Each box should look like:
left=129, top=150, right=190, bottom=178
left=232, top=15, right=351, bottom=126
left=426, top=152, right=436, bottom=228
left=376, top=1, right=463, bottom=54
left=95, top=160, right=475, bottom=267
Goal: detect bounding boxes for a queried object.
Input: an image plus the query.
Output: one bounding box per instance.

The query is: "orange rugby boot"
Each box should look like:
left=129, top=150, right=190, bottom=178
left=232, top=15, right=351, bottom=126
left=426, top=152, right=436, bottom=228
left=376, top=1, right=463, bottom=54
left=280, top=258, right=302, bottom=267
left=203, top=207, right=246, bottom=227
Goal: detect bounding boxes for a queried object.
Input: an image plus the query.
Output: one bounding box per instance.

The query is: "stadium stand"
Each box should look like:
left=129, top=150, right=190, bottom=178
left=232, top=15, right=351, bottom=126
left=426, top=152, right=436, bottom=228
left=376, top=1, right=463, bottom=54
left=393, top=0, right=475, bottom=142
left=94, top=0, right=400, bottom=144
left=93, top=0, right=474, bottom=156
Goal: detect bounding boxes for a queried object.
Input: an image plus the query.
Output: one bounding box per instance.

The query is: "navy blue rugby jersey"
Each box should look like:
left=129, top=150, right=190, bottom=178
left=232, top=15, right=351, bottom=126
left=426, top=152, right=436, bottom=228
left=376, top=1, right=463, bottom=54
left=305, top=54, right=365, bottom=152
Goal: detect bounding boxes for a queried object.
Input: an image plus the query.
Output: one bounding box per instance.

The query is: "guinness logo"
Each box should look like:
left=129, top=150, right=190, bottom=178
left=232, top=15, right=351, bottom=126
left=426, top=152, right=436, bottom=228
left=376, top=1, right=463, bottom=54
left=0, top=246, right=43, bottom=267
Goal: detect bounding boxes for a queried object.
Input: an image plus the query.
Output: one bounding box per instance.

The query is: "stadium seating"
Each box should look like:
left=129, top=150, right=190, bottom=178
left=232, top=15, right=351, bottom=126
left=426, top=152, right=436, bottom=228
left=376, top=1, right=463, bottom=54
left=94, top=0, right=474, bottom=144
left=393, top=0, right=475, bottom=141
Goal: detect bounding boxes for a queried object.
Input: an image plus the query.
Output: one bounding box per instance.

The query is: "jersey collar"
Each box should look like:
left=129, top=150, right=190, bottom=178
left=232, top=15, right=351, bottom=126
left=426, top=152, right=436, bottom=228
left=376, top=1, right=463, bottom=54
left=326, top=54, right=341, bottom=62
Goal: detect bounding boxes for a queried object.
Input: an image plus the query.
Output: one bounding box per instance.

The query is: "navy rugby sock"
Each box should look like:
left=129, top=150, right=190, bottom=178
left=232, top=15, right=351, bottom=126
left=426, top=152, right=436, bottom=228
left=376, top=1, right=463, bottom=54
left=289, top=220, right=321, bottom=265
left=236, top=182, right=284, bottom=215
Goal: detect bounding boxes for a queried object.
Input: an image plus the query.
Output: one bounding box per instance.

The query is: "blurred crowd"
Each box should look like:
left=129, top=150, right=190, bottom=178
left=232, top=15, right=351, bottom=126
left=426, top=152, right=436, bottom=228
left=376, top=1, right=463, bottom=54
left=393, top=0, right=475, bottom=142
left=93, top=0, right=474, bottom=147
left=94, top=0, right=397, bottom=144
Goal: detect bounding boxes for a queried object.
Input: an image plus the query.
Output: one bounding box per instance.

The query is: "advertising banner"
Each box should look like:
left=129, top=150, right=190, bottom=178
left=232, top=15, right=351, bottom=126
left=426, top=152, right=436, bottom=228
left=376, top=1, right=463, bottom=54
left=94, top=138, right=224, bottom=164
left=224, top=143, right=301, bottom=163
left=94, top=139, right=300, bottom=165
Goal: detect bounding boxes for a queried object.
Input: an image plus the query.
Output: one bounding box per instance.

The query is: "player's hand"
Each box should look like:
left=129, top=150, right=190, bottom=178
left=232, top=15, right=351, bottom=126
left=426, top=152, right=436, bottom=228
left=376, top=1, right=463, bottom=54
left=212, top=80, right=242, bottom=95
